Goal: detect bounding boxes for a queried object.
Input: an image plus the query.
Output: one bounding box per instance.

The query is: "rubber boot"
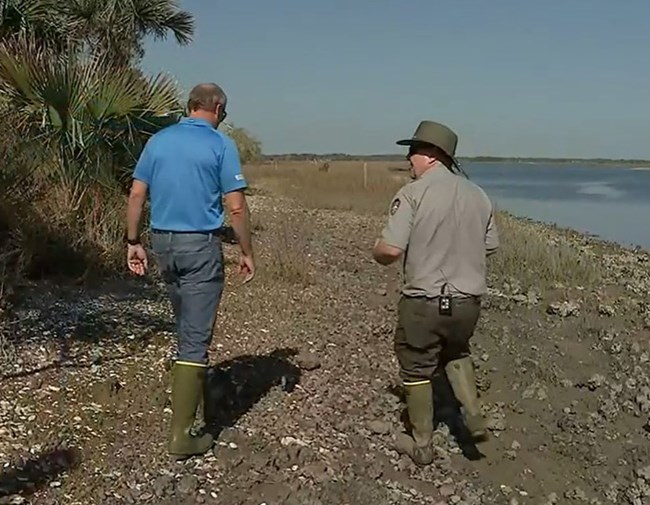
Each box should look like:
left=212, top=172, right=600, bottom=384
left=445, top=357, right=487, bottom=441
left=402, top=381, right=434, bottom=466
left=194, top=371, right=217, bottom=433
left=168, top=363, right=214, bottom=460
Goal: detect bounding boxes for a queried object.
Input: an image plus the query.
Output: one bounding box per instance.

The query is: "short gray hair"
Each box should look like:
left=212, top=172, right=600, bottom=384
left=187, top=83, right=227, bottom=112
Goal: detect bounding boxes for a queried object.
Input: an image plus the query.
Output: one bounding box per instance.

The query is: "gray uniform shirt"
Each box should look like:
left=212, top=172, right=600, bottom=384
left=380, top=163, right=499, bottom=297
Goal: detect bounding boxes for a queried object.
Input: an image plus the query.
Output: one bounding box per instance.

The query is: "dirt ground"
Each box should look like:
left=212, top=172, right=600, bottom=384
left=1, top=167, right=650, bottom=505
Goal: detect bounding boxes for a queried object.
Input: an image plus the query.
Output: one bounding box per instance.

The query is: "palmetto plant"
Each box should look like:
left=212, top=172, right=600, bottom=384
left=0, top=33, right=182, bottom=196
left=0, top=0, right=194, bottom=63
left=0, top=0, right=195, bottom=276
left=0, top=0, right=194, bottom=191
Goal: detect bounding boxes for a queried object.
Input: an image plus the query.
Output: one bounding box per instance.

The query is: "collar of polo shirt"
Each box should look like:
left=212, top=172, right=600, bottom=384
left=181, top=117, right=214, bottom=128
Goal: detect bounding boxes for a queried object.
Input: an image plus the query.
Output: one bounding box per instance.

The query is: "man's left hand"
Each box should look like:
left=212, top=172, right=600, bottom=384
left=127, top=244, right=148, bottom=276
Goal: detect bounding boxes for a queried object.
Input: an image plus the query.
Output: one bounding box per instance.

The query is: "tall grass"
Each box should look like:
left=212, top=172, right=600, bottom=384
left=246, top=161, right=603, bottom=292
left=0, top=157, right=127, bottom=283
left=244, top=161, right=408, bottom=214
left=488, top=211, right=602, bottom=291
left=0, top=155, right=605, bottom=301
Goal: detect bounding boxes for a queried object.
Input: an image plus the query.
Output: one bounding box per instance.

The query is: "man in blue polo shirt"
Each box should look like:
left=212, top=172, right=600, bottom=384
left=125, top=82, right=255, bottom=459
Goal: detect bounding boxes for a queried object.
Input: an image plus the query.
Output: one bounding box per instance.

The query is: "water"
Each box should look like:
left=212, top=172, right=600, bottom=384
left=462, top=162, right=650, bottom=250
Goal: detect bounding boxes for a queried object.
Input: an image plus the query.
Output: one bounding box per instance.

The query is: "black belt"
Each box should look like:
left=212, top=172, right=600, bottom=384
left=404, top=294, right=481, bottom=301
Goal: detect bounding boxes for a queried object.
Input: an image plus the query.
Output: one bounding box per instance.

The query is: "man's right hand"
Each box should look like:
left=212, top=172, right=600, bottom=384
left=238, top=254, right=255, bottom=283
left=127, top=244, right=148, bottom=276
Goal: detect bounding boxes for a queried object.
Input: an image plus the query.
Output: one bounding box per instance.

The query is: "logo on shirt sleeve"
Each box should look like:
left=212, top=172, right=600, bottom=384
left=390, top=198, right=401, bottom=215
left=235, top=174, right=245, bottom=181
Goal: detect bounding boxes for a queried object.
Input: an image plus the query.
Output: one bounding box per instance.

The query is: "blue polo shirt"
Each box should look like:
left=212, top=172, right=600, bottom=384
left=133, top=117, right=248, bottom=232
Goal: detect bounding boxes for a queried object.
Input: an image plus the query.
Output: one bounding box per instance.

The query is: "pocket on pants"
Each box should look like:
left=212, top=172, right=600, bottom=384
left=177, top=245, right=224, bottom=285
left=398, top=297, right=438, bottom=351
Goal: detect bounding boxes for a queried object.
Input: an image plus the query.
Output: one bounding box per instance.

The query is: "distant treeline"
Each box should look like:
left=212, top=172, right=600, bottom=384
left=262, top=153, right=650, bottom=165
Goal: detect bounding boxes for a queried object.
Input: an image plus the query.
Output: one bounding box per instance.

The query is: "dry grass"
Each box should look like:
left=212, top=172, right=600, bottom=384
left=244, top=160, right=409, bottom=214
left=0, top=172, right=128, bottom=284
left=0, top=156, right=605, bottom=296
left=245, top=160, right=603, bottom=292
left=489, top=211, right=602, bottom=291
left=255, top=213, right=312, bottom=287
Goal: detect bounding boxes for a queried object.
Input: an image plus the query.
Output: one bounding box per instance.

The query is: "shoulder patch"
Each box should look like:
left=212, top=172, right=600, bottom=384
left=390, top=198, right=401, bottom=215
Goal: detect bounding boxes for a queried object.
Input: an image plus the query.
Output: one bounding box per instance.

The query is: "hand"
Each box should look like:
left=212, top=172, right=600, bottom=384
left=238, top=254, right=255, bottom=283
left=127, top=244, right=148, bottom=276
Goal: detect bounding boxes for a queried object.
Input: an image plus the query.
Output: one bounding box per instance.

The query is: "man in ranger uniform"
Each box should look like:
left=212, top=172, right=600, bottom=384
left=372, top=120, right=499, bottom=466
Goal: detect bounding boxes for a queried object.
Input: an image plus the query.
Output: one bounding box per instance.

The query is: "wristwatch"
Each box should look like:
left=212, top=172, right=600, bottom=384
left=126, top=235, right=141, bottom=246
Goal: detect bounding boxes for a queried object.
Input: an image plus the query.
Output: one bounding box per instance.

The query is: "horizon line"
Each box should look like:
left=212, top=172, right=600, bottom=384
left=260, top=153, right=650, bottom=164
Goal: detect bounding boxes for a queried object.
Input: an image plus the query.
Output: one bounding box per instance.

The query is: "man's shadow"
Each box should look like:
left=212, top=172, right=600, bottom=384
left=391, top=368, right=486, bottom=461
left=0, top=447, right=80, bottom=499
left=201, top=348, right=302, bottom=438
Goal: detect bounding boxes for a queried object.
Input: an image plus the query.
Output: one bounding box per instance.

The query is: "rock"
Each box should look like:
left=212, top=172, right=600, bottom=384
left=545, top=492, right=559, bottom=504
left=587, top=374, right=607, bottom=391
left=511, top=440, right=521, bottom=450
left=394, top=432, right=415, bottom=456
left=177, top=475, right=199, bottom=495
left=604, top=484, right=619, bottom=503
left=153, top=476, right=174, bottom=497
left=565, top=487, right=589, bottom=501
left=218, top=427, right=239, bottom=443
left=610, top=342, right=623, bottom=355
left=296, top=351, right=321, bottom=371
left=303, top=461, right=330, bottom=483
left=598, top=304, right=615, bottom=316
left=523, top=383, right=548, bottom=401
left=512, top=294, right=528, bottom=304
left=439, top=485, right=455, bottom=498
left=368, top=420, right=391, bottom=435
left=280, top=436, right=308, bottom=447
left=598, top=399, right=619, bottom=420
left=636, top=465, right=650, bottom=482
left=546, top=301, right=580, bottom=317
left=635, top=387, right=650, bottom=414
left=0, top=497, right=26, bottom=505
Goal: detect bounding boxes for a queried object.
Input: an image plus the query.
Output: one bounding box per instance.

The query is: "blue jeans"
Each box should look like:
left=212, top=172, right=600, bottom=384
left=151, top=231, right=225, bottom=366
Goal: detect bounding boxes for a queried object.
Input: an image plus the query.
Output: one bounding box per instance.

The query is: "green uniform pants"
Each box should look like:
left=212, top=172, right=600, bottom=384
left=394, top=295, right=481, bottom=383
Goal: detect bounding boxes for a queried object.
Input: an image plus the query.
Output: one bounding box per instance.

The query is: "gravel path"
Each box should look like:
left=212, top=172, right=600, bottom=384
left=1, top=194, right=649, bottom=505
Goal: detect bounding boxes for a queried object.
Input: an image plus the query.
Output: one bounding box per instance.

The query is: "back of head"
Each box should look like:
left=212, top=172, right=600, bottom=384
left=187, top=83, right=227, bottom=113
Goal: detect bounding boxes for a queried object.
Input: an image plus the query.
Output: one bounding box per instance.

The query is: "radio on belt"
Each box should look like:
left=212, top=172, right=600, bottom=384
left=439, top=282, right=452, bottom=316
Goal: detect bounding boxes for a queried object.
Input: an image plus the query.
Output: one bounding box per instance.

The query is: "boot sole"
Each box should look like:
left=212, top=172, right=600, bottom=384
left=169, top=446, right=213, bottom=462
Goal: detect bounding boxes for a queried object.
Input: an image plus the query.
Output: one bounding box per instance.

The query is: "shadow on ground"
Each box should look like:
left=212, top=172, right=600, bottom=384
left=0, top=447, right=80, bottom=499
left=202, top=348, right=302, bottom=438
left=0, top=279, right=175, bottom=379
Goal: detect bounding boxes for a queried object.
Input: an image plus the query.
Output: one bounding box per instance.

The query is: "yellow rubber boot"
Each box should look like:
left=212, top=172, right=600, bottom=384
left=445, top=357, right=487, bottom=441
left=403, top=381, right=434, bottom=466
left=168, top=362, right=214, bottom=459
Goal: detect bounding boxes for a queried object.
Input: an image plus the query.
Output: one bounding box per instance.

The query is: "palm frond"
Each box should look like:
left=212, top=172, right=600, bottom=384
left=0, top=33, right=182, bottom=182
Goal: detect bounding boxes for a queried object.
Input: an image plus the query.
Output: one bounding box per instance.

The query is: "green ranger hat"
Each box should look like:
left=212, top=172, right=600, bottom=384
left=396, top=120, right=458, bottom=158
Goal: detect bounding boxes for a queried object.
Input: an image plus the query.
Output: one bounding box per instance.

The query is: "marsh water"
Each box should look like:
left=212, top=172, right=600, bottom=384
left=462, top=162, right=650, bottom=250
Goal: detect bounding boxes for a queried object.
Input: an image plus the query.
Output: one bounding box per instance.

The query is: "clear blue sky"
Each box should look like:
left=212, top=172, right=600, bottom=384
left=141, top=0, right=650, bottom=158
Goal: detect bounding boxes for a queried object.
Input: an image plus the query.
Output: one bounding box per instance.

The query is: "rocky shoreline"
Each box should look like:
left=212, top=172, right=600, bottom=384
left=1, top=193, right=649, bottom=505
